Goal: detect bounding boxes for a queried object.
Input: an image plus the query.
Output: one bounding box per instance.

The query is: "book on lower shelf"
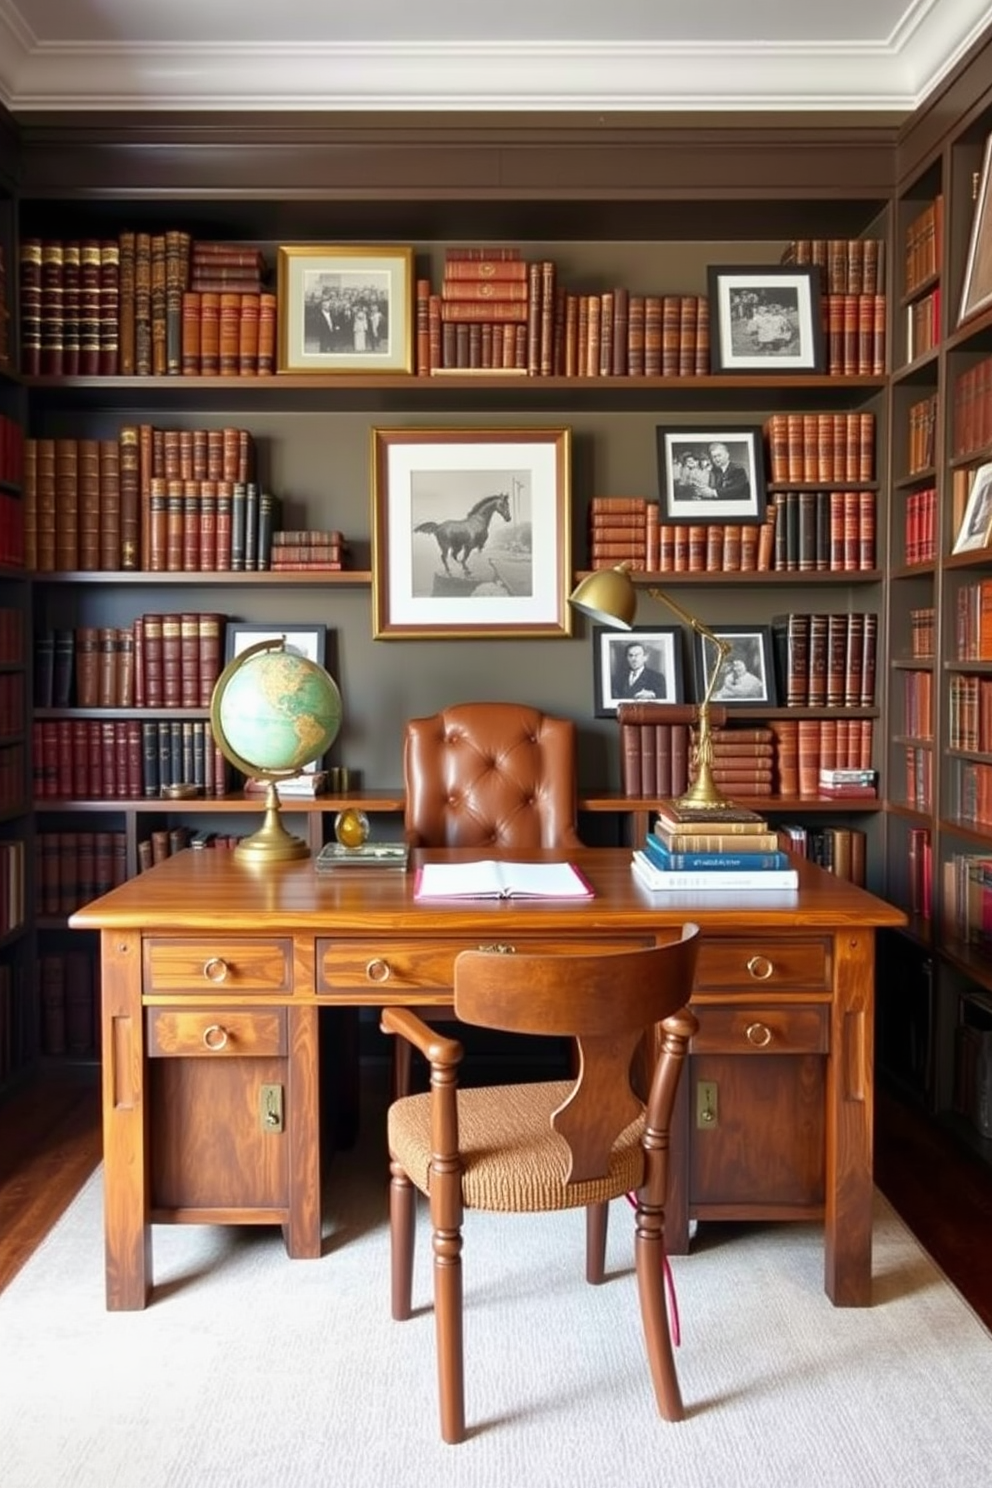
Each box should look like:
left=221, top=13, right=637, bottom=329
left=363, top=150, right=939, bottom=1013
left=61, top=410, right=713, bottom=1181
left=315, top=842, right=410, bottom=872
left=413, top=859, right=593, bottom=900
left=631, top=849, right=799, bottom=893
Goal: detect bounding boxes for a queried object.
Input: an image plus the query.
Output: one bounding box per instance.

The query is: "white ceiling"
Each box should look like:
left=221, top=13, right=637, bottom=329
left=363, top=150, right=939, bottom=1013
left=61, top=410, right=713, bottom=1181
left=0, top=0, right=990, bottom=114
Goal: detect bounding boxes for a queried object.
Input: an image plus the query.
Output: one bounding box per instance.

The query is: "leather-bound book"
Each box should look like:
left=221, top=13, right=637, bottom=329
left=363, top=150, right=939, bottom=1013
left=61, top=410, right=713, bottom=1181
left=218, top=291, right=241, bottom=375
left=19, top=237, right=42, bottom=376
left=238, top=292, right=259, bottom=375
left=180, top=613, right=200, bottom=708
left=627, top=295, right=645, bottom=376
left=825, top=613, right=848, bottom=708
left=149, top=234, right=167, bottom=375
left=35, top=436, right=57, bottom=573
left=99, top=239, right=120, bottom=376
left=165, top=478, right=184, bottom=572
left=199, top=291, right=220, bottom=374
left=611, top=287, right=629, bottom=378
left=182, top=481, right=201, bottom=572
left=77, top=239, right=102, bottom=376
left=97, top=627, right=118, bottom=709
left=230, top=481, right=247, bottom=571
left=598, top=291, right=614, bottom=378
left=161, top=614, right=182, bottom=710
left=77, top=437, right=100, bottom=572
left=181, top=291, right=201, bottom=374
left=147, top=476, right=168, bottom=572
left=215, top=481, right=233, bottom=570
left=40, top=240, right=64, bottom=377
left=677, top=296, right=697, bottom=377
left=695, top=297, right=710, bottom=375
left=141, top=613, right=164, bottom=708
left=643, top=295, right=662, bottom=377
left=141, top=721, right=160, bottom=795
left=62, top=241, right=81, bottom=376
left=661, top=295, right=680, bottom=377
left=117, top=230, right=136, bottom=375
left=117, top=425, right=140, bottom=570
left=164, top=230, right=190, bottom=374
left=198, top=614, right=224, bottom=707
left=539, top=260, right=556, bottom=377
left=74, top=626, right=100, bottom=708
left=258, top=292, right=277, bottom=375
left=54, top=438, right=78, bottom=572
left=33, top=629, right=54, bottom=708
left=117, top=627, right=135, bottom=708
left=771, top=612, right=809, bottom=707
left=199, top=480, right=218, bottom=571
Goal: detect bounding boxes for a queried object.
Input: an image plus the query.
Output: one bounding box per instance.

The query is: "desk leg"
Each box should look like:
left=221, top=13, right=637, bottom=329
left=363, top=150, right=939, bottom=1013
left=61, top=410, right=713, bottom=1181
left=99, top=931, right=151, bottom=1311
left=824, top=931, right=875, bottom=1306
left=284, top=1005, right=322, bottom=1258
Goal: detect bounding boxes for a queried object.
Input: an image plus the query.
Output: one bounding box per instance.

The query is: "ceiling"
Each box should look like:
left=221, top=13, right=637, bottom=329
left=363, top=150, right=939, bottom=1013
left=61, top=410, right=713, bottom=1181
left=0, top=0, right=990, bottom=115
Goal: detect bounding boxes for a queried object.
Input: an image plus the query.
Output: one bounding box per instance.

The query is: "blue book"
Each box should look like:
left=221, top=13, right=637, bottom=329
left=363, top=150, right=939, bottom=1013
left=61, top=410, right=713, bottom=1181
left=642, top=834, right=791, bottom=873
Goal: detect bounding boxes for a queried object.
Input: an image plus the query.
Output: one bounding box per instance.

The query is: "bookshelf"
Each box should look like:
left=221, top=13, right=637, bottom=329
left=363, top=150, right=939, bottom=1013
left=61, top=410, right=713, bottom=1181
left=0, top=105, right=947, bottom=1102
left=880, top=57, right=992, bottom=1166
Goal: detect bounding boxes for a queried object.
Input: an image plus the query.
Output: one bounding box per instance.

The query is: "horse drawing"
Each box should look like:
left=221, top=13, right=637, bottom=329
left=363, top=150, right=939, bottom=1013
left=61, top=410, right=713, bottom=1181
left=414, top=492, right=511, bottom=576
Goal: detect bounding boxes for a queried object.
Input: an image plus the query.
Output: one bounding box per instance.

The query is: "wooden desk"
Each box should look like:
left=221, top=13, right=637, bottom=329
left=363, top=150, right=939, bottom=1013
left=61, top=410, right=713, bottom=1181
left=70, top=846, right=905, bottom=1312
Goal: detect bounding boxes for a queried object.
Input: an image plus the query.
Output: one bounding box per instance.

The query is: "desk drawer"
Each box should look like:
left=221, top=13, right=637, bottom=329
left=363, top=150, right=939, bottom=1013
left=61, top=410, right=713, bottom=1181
left=694, top=938, right=830, bottom=992
left=691, top=1004, right=828, bottom=1055
left=147, top=1007, right=287, bottom=1058
left=316, top=936, right=652, bottom=995
left=144, top=939, right=294, bottom=995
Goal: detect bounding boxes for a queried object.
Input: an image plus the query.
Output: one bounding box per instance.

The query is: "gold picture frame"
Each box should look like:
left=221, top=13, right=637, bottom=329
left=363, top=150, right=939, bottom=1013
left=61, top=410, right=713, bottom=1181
left=371, top=426, right=572, bottom=639
left=276, top=245, right=414, bottom=374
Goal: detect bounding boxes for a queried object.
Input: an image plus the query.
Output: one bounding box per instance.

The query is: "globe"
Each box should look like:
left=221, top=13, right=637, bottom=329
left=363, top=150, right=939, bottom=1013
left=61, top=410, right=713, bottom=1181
left=210, top=637, right=343, bottom=864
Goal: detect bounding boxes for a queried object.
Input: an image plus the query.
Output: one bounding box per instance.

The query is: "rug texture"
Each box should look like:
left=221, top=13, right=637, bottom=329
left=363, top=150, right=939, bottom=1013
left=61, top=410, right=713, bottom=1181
left=1, top=1093, right=990, bottom=1488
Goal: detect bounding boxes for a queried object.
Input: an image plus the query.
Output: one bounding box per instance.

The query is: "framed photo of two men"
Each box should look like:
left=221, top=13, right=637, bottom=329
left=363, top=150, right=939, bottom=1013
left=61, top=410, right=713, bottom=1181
left=277, top=245, right=414, bottom=374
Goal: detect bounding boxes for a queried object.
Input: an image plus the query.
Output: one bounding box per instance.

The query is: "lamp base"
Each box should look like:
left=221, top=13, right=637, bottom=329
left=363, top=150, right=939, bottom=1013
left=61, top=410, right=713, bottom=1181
left=234, top=782, right=310, bottom=865
left=673, top=765, right=731, bottom=812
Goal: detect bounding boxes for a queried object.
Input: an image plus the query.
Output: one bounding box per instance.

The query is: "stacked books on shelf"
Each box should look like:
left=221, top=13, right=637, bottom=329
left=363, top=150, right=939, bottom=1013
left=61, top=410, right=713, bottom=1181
left=632, top=802, right=799, bottom=891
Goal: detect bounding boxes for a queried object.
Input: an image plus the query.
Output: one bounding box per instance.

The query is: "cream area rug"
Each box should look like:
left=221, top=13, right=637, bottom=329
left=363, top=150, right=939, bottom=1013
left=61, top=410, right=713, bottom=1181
left=1, top=1094, right=991, bottom=1488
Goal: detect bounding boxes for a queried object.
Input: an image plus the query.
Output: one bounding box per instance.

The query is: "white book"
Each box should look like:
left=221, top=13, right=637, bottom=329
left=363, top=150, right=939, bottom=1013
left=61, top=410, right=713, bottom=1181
left=631, top=850, right=799, bottom=893
left=414, top=859, right=593, bottom=900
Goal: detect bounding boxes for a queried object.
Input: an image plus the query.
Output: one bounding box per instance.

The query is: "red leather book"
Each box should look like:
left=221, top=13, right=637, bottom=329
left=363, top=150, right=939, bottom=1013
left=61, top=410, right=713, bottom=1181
left=118, top=229, right=136, bottom=376
left=161, top=613, right=182, bottom=709
left=62, top=240, right=81, bottom=377
left=99, top=239, right=120, bottom=376
left=19, top=237, right=42, bottom=375
left=78, top=243, right=101, bottom=377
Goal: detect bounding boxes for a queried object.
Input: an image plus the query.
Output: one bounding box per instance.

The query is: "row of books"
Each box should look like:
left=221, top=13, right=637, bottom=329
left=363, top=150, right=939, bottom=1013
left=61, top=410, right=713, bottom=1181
left=951, top=357, right=992, bottom=459
left=765, top=411, right=875, bottom=485
left=0, top=745, right=26, bottom=814
left=903, top=199, right=942, bottom=298
left=0, top=606, right=24, bottom=664
left=906, top=286, right=940, bottom=363
left=0, top=414, right=23, bottom=486
left=953, top=579, right=992, bottom=660
left=269, top=529, right=349, bottom=571
left=39, top=950, right=98, bottom=1059
left=36, top=830, right=128, bottom=916
left=941, top=850, right=992, bottom=946
left=908, top=394, right=937, bottom=474
left=0, top=839, right=25, bottom=937
left=0, top=490, right=24, bottom=568
left=900, top=669, right=934, bottom=741
left=949, top=673, right=992, bottom=752
left=769, top=489, right=876, bottom=573
left=0, top=962, right=28, bottom=1085
left=902, top=487, right=937, bottom=566
left=0, top=674, right=24, bottom=738
left=910, top=606, right=935, bottom=659
left=617, top=712, right=874, bottom=800
left=955, top=760, right=992, bottom=828
left=137, top=826, right=191, bottom=873
left=34, top=613, right=225, bottom=711
left=20, top=233, right=274, bottom=379
left=772, top=611, right=877, bottom=708
left=903, top=744, right=933, bottom=812
left=781, top=237, right=886, bottom=296
left=776, top=823, right=867, bottom=885
left=32, top=718, right=230, bottom=800
left=179, top=289, right=277, bottom=375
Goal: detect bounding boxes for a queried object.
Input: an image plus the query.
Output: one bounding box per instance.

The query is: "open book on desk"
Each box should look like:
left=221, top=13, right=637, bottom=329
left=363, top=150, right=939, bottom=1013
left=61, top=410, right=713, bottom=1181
left=414, top=860, right=593, bottom=900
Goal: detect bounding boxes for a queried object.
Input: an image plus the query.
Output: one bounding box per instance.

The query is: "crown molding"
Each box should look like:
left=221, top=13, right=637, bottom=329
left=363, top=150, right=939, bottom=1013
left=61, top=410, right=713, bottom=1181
left=0, top=2, right=989, bottom=114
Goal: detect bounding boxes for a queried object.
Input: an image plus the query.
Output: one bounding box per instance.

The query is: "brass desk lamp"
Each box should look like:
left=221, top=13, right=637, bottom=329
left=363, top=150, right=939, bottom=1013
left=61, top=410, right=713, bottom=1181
left=569, top=562, right=732, bottom=810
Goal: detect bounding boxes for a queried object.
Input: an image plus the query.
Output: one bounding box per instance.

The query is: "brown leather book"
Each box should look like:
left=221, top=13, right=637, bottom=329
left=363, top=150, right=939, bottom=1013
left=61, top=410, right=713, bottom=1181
left=165, top=478, right=184, bottom=572
left=133, top=232, right=152, bottom=375
left=77, top=437, right=100, bottom=572
left=199, top=480, right=217, bottom=571
left=182, top=481, right=201, bottom=572
left=62, top=240, right=81, bottom=377
left=78, top=239, right=101, bottom=376
left=140, top=612, right=164, bottom=708
left=117, top=627, right=135, bottom=708
left=643, top=295, right=662, bottom=377
left=198, top=613, right=224, bottom=706
left=97, top=627, right=118, bottom=709
left=611, top=287, right=629, bottom=377
left=661, top=295, right=681, bottom=377
left=54, top=438, right=78, bottom=572
left=677, top=296, right=697, bottom=377
left=627, top=295, right=645, bottom=376
left=199, top=291, right=221, bottom=374
left=99, top=239, right=120, bottom=376
left=74, top=626, right=100, bottom=709
left=181, top=291, right=201, bottom=374
left=118, top=230, right=136, bottom=375
left=257, top=292, right=277, bottom=375
left=40, top=240, right=64, bottom=378
left=441, top=298, right=528, bottom=323
left=19, top=237, right=42, bottom=376
left=180, top=613, right=200, bottom=707
left=161, top=613, right=182, bottom=709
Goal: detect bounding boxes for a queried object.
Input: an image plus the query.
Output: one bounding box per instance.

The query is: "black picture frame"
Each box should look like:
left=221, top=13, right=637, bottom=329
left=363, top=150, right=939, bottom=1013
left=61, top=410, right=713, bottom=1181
left=592, top=625, right=684, bottom=717
left=656, top=425, right=767, bottom=525
left=224, top=622, right=327, bottom=667
left=708, top=264, right=824, bottom=374
left=693, top=624, right=777, bottom=708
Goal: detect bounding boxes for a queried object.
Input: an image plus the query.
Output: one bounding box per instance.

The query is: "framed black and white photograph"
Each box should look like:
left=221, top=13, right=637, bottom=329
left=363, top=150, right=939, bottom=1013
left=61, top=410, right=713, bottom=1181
left=694, top=624, right=777, bottom=708
left=959, top=134, right=992, bottom=324
left=592, top=625, right=685, bottom=717
left=952, top=462, right=992, bottom=553
left=371, top=426, right=572, bottom=639
left=277, top=245, right=414, bottom=373
left=708, top=265, right=824, bottom=373
left=657, top=425, right=766, bottom=524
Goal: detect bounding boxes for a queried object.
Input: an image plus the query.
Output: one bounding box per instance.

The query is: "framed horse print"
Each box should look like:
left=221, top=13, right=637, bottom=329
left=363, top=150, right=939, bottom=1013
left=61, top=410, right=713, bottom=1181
left=371, top=427, right=572, bottom=638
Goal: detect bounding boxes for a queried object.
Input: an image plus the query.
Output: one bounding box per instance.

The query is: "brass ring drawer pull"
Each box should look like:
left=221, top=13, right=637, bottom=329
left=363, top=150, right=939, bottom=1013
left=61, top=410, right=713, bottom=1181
left=746, top=955, right=774, bottom=981
left=745, top=1021, right=773, bottom=1048
left=202, top=1024, right=229, bottom=1051
left=203, top=957, right=230, bottom=984
left=366, top=958, right=391, bottom=983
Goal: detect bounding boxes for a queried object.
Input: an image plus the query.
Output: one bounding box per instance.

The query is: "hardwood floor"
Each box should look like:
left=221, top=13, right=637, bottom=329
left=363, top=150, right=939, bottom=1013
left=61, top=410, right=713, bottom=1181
left=1, top=1069, right=990, bottom=1330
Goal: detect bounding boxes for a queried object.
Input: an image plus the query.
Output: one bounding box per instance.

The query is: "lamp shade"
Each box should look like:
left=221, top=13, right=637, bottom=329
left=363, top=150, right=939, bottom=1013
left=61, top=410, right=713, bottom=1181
left=568, top=564, right=638, bottom=628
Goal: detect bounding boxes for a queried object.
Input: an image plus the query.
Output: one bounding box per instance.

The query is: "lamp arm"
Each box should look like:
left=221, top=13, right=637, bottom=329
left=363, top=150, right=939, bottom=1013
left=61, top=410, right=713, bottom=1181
left=645, top=586, right=732, bottom=711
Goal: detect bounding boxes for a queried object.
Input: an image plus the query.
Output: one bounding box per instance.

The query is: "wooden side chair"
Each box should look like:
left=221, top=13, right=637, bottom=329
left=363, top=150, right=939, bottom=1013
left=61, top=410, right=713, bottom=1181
left=394, top=700, right=584, bottom=1098
left=381, top=930, right=700, bottom=1444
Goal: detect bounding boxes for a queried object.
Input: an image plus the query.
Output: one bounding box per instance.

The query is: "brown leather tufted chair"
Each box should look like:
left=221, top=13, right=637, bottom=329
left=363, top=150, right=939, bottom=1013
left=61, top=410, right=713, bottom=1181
left=403, top=701, right=583, bottom=851
left=394, top=702, right=583, bottom=1097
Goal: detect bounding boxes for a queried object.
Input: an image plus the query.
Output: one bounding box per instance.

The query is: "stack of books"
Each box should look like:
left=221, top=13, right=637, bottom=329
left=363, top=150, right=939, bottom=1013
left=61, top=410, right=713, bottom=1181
left=632, top=801, right=799, bottom=891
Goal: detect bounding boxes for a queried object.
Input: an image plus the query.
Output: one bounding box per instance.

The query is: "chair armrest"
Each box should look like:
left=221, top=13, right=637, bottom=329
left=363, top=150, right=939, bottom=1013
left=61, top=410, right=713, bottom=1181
left=380, top=1007, right=463, bottom=1067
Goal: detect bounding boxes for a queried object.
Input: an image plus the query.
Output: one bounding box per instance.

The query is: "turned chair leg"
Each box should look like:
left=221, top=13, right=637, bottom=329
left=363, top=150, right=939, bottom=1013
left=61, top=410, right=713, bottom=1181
left=432, top=1220, right=465, bottom=1445
left=633, top=1197, right=684, bottom=1422
left=389, top=1159, right=416, bottom=1321
left=586, top=1201, right=609, bottom=1283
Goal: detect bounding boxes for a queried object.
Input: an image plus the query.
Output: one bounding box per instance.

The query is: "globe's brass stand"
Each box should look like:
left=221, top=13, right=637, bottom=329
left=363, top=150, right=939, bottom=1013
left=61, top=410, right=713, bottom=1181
left=235, top=778, right=310, bottom=864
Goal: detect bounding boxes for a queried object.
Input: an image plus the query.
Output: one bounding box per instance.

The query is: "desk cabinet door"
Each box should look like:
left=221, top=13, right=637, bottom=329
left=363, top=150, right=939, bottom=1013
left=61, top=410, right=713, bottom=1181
left=147, top=1007, right=290, bottom=1215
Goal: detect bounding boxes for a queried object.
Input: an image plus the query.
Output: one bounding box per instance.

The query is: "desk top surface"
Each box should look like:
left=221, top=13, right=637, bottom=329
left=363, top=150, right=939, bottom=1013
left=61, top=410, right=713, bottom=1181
left=69, top=846, right=906, bottom=935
